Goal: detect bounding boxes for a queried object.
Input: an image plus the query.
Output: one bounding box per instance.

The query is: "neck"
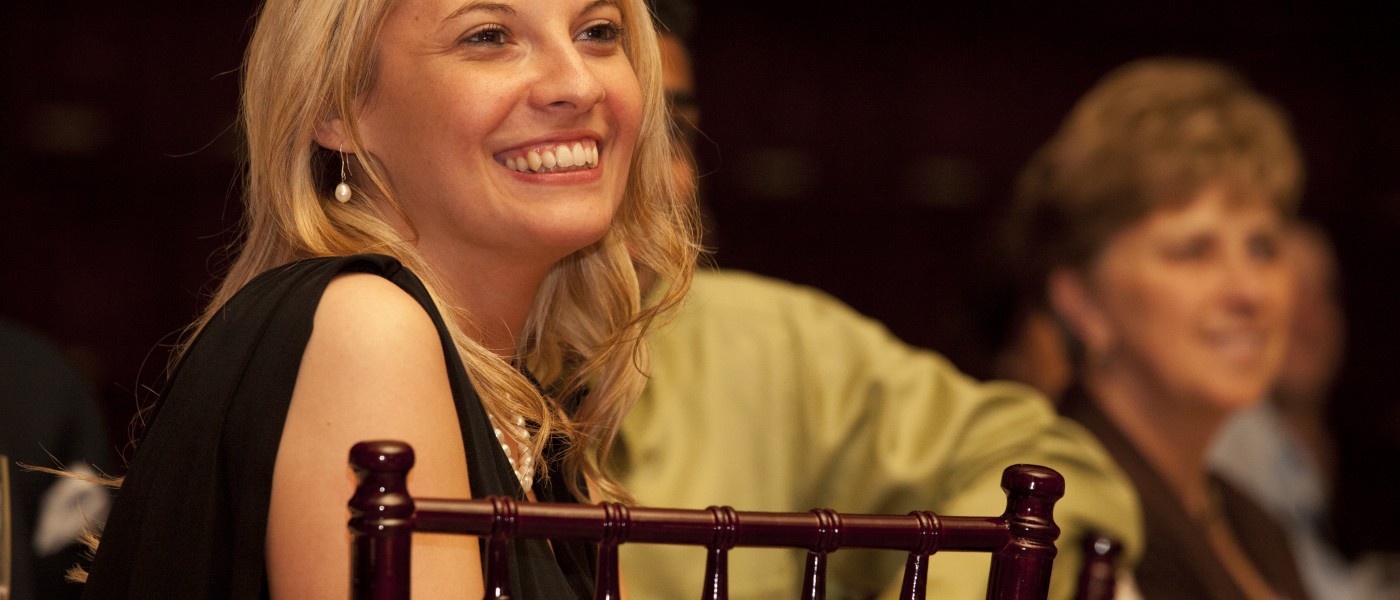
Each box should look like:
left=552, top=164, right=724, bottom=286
left=1085, top=367, right=1230, bottom=518
left=369, top=194, right=564, bottom=358
left=422, top=245, right=553, bottom=359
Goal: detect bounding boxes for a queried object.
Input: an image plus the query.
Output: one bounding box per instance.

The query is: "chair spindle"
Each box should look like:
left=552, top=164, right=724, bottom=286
left=593, top=502, right=631, bottom=600
left=484, top=496, right=519, bottom=599
left=1074, top=533, right=1122, bottom=600
left=802, top=508, right=843, bottom=600
left=897, top=511, right=941, bottom=600
left=702, top=505, right=739, bottom=600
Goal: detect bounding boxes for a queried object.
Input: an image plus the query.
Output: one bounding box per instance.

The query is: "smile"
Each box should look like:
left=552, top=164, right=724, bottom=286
left=498, top=139, right=599, bottom=174
left=1204, top=330, right=1269, bottom=362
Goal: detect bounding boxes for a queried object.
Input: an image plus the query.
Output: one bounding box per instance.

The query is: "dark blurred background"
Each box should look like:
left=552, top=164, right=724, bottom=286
left=3, top=0, right=1398, bottom=552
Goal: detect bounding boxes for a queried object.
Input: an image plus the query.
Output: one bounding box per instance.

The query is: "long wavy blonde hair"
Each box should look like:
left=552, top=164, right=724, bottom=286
left=205, top=0, right=697, bottom=502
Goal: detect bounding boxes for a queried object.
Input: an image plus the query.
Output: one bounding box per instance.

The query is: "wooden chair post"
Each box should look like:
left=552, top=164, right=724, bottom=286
left=702, top=505, right=738, bottom=600
left=897, top=511, right=941, bottom=600
left=802, top=508, right=843, bottom=600
left=987, top=465, right=1064, bottom=600
left=1074, top=533, right=1122, bottom=600
left=349, top=441, right=416, bottom=600
left=593, top=502, right=631, bottom=600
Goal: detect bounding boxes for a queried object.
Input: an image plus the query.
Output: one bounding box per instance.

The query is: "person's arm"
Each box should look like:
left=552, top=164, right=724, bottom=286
left=622, top=271, right=1141, bottom=598
left=683, top=274, right=1140, bottom=599
left=791, top=302, right=1142, bottom=600
left=265, top=273, right=482, bottom=599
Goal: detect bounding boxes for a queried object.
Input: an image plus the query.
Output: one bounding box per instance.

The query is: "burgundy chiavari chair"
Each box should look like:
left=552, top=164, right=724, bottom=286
left=348, top=440, right=1065, bottom=600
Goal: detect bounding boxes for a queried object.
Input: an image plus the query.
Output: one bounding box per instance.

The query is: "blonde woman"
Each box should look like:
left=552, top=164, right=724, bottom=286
left=81, top=0, right=696, bottom=597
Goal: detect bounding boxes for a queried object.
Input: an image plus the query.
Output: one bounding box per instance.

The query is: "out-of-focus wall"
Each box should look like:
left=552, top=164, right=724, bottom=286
left=3, top=0, right=1396, bottom=553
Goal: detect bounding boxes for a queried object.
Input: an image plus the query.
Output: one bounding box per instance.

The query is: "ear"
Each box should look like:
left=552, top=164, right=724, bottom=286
left=1047, top=267, right=1115, bottom=358
left=314, top=113, right=349, bottom=152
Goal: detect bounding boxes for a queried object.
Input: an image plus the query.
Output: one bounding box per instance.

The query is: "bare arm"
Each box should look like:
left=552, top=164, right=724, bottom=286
left=265, top=273, right=483, bottom=599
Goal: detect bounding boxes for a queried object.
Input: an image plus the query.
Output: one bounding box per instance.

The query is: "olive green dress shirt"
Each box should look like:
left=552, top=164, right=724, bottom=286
left=616, top=269, right=1143, bottom=599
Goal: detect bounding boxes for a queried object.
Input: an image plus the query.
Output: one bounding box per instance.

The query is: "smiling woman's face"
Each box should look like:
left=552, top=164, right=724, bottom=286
left=352, top=0, right=643, bottom=268
left=1075, top=185, right=1294, bottom=412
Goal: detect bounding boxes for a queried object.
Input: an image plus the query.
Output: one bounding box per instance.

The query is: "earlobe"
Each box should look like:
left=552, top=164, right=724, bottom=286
left=1048, top=268, right=1113, bottom=357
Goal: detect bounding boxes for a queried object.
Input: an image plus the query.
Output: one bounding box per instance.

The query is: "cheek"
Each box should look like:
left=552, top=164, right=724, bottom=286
left=363, top=90, right=452, bottom=169
left=430, top=83, right=507, bottom=148
left=1105, top=272, right=1167, bottom=326
left=1105, top=272, right=1196, bottom=353
left=382, top=68, right=505, bottom=136
left=599, top=67, right=643, bottom=200
left=606, top=68, right=644, bottom=142
left=1267, top=274, right=1296, bottom=322
left=1267, top=278, right=1297, bottom=349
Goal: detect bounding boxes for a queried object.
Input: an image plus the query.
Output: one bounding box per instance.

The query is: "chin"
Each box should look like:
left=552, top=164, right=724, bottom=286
left=1200, top=377, right=1271, bottom=414
left=534, top=220, right=616, bottom=262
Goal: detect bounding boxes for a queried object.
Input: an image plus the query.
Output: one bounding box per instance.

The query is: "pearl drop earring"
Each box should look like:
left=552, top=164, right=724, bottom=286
left=334, top=147, right=352, bottom=203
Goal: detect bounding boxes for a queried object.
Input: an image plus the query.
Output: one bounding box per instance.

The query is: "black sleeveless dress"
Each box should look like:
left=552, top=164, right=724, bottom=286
left=82, top=254, right=594, bottom=599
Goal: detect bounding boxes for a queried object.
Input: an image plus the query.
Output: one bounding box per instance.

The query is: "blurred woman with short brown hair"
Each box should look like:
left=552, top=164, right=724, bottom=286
left=1012, top=57, right=1311, bottom=600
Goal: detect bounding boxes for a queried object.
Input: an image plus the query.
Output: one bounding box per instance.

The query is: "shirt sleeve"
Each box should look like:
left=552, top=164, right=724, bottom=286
left=619, top=270, right=1143, bottom=599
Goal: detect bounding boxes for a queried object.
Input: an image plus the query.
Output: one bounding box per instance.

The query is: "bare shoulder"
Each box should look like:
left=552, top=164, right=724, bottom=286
left=284, top=270, right=467, bottom=483
left=296, top=272, right=452, bottom=424
left=266, top=271, right=480, bottom=599
left=315, top=272, right=440, bottom=351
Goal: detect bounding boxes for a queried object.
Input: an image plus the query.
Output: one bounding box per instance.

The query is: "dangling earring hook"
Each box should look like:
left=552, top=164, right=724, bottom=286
left=334, top=146, right=353, bottom=203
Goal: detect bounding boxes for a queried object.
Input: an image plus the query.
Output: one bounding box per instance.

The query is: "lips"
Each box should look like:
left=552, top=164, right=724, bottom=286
left=1203, top=329, right=1270, bottom=363
left=497, top=139, right=599, bottom=174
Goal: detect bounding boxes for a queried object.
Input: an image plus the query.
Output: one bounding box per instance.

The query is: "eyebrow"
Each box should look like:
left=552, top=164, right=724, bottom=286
left=445, top=0, right=622, bottom=25
left=583, top=0, right=622, bottom=14
left=444, top=1, right=515, bottom=24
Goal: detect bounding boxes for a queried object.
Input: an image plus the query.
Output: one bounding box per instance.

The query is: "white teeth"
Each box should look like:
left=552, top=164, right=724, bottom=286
left=503, top=141, right=599, bottom=173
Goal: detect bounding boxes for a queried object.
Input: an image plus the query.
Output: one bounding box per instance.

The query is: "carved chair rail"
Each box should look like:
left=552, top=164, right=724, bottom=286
left=349, top=440, right=1064, bottom=600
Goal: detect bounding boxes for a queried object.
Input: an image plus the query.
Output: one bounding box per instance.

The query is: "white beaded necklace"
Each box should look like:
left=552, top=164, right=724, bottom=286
left=491, top=414, right=535, bottom=488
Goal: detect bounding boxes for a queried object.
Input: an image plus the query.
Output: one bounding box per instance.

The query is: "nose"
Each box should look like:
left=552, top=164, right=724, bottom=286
left=527, top=42, right=607, bottom=114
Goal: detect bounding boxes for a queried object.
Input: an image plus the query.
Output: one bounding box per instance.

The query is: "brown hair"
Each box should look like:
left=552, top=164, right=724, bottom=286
left=1008, top=57, right=1303, bottom=301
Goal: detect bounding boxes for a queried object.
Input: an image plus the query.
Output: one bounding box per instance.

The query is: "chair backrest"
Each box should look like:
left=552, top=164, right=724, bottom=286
left=1074, top=532, right=1123, bottom=600
left=348, top=440, right=1064, bottom=600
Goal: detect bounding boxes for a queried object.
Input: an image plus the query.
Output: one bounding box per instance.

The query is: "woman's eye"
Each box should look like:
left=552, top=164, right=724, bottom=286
left=1249, top=234, right=1281, bottom=262
left=1165, top=237, right=1211, bottom=261
left=463, top=25, right=508, bottom=46
left=577, top=22, right=623, bottom=44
